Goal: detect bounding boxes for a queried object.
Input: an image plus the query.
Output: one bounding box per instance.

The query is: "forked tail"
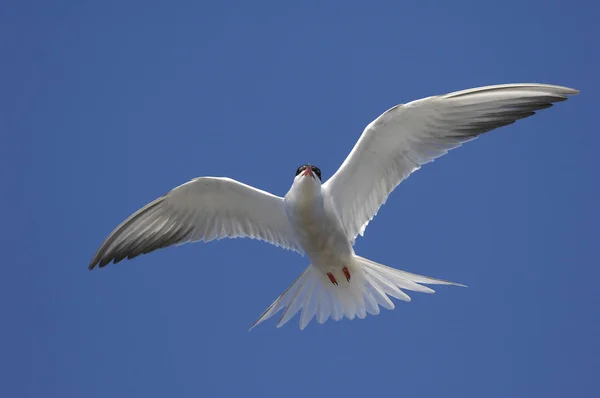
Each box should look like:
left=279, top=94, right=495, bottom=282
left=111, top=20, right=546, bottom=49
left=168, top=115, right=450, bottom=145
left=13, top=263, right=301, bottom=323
left=250, top=255, right=466, bottom=330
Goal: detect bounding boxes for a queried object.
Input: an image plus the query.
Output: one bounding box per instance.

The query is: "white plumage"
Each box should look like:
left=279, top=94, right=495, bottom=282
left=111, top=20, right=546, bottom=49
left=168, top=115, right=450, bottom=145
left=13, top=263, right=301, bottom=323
left=324, top=83, right=578, bottom=241
left=90, top=83, right=578, bottom=329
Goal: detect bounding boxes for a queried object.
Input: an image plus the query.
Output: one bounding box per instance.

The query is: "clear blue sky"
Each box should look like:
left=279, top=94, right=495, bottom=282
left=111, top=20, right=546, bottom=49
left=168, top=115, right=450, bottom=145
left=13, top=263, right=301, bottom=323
left=2, top=1, right=598, bottom=397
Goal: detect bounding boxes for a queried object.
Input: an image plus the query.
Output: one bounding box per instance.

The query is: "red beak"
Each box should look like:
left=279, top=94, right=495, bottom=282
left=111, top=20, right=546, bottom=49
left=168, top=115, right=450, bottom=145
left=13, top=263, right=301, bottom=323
left=302, top=167, right=315, bottom=178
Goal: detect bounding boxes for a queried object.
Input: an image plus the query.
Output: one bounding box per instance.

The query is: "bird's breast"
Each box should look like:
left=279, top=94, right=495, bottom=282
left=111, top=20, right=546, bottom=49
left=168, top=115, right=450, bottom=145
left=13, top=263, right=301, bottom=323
left=285, top=196, right=353, bottom=267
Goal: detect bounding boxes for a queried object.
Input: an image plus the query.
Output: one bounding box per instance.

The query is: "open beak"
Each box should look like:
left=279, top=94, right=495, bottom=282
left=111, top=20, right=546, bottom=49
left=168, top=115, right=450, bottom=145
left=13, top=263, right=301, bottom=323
left=302, top=167, right=315, bottom=179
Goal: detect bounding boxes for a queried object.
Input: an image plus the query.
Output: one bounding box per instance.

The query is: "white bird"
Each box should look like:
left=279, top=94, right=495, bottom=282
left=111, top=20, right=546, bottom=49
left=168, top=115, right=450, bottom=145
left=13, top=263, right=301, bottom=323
left=89, top=83, right=578, bottom=330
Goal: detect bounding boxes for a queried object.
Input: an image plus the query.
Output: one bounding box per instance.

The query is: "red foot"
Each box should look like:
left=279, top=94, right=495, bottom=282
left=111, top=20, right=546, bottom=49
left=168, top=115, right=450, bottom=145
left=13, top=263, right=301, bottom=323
left=327, top=272, right=338, bottom=285
left=343, top=266, right=351, bottom=282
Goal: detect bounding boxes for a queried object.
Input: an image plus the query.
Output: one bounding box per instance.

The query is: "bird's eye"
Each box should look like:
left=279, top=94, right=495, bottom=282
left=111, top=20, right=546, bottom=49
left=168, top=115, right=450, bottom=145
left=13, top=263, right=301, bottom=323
left=311, top=166, right=322, bottom=180
left=295, top=166, right=306, bottom=176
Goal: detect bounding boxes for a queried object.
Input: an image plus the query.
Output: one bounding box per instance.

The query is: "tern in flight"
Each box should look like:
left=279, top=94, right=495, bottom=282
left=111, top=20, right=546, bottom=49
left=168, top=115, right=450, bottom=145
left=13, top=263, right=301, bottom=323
left=90, top=83, right=578, bottom=330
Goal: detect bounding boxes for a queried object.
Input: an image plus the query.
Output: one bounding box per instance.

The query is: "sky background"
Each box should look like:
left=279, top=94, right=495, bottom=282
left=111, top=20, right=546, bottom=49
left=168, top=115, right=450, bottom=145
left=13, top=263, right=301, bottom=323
left=2, top=0, right=599, bottom=397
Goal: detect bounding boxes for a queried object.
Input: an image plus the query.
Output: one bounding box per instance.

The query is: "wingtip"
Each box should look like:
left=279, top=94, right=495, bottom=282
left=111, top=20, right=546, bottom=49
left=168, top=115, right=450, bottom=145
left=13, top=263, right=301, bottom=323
left=558, top=85, right=579, bottom=95
left=544, top=84, right=579, bottom=95
left=88, top=260, right=98, bottom=270
left=88, top=257, right=107, bottom=270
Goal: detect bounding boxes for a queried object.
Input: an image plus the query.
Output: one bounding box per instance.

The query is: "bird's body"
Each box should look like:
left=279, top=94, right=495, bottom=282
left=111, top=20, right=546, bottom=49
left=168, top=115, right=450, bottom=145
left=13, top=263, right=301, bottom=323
left=284, top=173, right=353, bottom=280
left=89, top=83, right=578, bottom=329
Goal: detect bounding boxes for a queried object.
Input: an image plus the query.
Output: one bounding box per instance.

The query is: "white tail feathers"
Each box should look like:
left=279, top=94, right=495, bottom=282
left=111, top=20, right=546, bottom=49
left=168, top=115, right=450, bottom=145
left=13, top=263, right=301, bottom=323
left=249, top=255, right=465, bottom=330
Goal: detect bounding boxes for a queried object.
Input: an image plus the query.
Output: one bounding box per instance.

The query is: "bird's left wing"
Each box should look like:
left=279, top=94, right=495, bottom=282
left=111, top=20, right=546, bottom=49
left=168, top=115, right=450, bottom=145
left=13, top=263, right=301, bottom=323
left=89, top=177, right=303, bottom=269
left=323, top=83, right=578, bottom=242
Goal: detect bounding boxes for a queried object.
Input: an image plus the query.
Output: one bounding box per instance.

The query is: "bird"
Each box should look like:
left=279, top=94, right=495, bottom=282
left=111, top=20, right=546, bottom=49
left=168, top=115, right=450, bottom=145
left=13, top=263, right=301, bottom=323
left=89, top=83, right=578, bottom=330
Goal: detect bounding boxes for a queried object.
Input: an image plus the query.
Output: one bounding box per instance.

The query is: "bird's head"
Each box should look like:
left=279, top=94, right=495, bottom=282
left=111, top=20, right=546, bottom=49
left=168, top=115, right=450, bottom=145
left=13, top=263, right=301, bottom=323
left=291, top=164, right=322, bottom=197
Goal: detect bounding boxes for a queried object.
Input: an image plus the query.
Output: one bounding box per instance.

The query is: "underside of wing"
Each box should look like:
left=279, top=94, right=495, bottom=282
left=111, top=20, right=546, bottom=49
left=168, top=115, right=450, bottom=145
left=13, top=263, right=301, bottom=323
left=89, top=177, right=303, bottom=269
left=323, top=83, right=578, bottom=241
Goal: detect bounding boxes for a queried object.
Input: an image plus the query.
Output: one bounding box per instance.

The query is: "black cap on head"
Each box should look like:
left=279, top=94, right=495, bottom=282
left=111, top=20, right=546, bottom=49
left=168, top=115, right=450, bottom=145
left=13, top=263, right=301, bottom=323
left=295, top=164, right=322, bottom=181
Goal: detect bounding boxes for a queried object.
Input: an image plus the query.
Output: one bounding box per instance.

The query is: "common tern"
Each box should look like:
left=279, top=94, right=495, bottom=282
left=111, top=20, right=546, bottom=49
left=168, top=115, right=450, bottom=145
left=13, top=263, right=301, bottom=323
left=89, top=83, right=578, bottom=329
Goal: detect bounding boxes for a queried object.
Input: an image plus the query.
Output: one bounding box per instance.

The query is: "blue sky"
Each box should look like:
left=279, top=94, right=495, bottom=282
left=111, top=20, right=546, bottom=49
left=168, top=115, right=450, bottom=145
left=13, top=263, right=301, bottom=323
left=2, top=0, right=598, bottom=397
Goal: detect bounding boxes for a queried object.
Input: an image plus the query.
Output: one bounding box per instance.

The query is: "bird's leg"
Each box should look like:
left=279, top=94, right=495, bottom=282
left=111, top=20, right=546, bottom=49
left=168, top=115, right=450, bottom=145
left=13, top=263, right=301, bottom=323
left=342, top=266, right=351, bottom=282
left=326, top=272, right=338, bottom=285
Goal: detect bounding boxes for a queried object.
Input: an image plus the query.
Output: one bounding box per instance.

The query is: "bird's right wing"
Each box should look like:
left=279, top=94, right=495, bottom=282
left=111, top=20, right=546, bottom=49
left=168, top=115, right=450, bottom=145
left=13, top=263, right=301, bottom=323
left=89, top=177, right=303, bottom=269
left=323, top=83, right=578, bottom=242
